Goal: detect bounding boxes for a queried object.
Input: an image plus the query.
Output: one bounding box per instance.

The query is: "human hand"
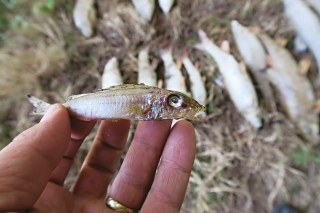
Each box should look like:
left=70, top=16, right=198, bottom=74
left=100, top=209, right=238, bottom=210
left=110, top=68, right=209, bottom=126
left=0, top=104, right=196, bottom=213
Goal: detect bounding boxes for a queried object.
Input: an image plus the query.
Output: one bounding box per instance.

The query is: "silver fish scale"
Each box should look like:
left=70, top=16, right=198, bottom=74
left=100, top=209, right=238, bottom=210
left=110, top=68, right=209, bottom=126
left=65, top=87, right=155, bottom=120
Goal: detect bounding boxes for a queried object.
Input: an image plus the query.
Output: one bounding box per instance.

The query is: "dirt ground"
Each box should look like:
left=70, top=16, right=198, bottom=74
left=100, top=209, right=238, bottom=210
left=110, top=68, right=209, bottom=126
left=1, top=0, right=320, bottom=212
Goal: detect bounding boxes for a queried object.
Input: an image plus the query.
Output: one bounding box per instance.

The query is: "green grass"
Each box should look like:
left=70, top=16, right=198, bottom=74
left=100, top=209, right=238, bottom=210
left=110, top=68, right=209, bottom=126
left=33, top=0, right=56, bottom=14
left=291, top=148, right=320, bottom=166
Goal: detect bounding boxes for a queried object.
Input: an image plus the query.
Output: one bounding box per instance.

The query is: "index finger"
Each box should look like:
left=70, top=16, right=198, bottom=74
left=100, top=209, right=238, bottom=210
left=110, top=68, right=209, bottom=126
left=49, top=117, right=97, bottom=186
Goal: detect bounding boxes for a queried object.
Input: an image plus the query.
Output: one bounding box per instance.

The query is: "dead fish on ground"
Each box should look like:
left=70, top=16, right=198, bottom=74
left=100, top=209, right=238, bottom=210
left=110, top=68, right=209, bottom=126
left=160, top=45, right=188, bottom=94
left=102, top=57, right=123, bottom=89
left=194, top=29, right=262, bottom=129
left=138, top=47, right=157, bottom=87
left=231, top=20, right=275, bottom=110
left=27, top=84, right=206, bottom=121
left=306, top=0, right=320, bottom=15
left=283, top=0, right=320, bottom=85
left=73, top=0, right=96, bottom=38
left=159, top=0, right=175, bottom=15
left=258, top=33, right=319, bottom=144
left=132, top=0, right=155, bottom=22
left=181, top=51, right=207, bottom=107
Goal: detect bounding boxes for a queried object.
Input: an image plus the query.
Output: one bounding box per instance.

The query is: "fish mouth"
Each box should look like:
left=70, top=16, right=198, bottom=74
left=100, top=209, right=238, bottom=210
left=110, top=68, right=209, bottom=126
left=192, top=106, right=206, bottom=121
left=193, top=115, right=202, bottom=121
left=195, top=111, right=203, bottom=117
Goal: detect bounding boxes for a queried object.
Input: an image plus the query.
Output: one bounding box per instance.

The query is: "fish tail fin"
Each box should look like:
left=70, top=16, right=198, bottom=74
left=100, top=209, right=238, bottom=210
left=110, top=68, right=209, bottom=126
left=220, top=40, right=230, bottom=53
left=194, top=29, right=208, bottom=51
left=160, top=43, right=173, bottom=56
left=26, top=94, right=52, bottom=116
left=181, top=49, right=189, bottom=60
left=160, top=43, right=174, bottom=62
left=198, top=29, right=207, bottom=39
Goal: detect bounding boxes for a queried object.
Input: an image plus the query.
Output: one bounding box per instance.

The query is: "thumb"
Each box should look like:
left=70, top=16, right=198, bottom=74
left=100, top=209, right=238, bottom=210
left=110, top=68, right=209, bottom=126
left=0, top=104, right=71, bottom=212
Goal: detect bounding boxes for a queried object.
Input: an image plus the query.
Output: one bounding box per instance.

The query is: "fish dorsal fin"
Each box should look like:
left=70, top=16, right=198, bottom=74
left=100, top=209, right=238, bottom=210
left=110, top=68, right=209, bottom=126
left=68, top=84, right=158, bottom=100
left=67, top=93, right=90, bottom=100
left=96, top=83, right=157, bottom=92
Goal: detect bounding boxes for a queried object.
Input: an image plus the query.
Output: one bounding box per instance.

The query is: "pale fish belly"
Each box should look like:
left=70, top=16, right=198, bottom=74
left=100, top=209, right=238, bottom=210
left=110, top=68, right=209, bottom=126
left=65, top=94, right=150, bottom=120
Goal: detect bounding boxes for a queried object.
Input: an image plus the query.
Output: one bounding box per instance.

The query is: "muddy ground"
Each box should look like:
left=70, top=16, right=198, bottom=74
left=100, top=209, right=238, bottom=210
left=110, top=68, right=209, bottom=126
left=1, top=0, right=320, bottom=212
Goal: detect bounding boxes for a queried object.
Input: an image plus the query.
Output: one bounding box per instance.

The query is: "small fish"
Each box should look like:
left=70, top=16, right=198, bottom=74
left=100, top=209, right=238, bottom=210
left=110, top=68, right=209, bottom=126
left=283, top=0, right=320, bottom=84
left=73, top=0, right=96, bottom=38
left=195, top=29, right=262, bottom=129
left=231, top=20, right=275, bottom=110
left=102, top=57, right=123, bottom=89
left=181, top=51, right=207, bottom=107
left=258, top=33, right=319, bottom=143
left=138, top=47, right=157, bottom=87
left=27, top=84, right=206, bottom=121
left=160, top=45, right=188, bottom=94
left=158, top=0, right=175, bottom=15
left=132, top=0, right=155, bottom=22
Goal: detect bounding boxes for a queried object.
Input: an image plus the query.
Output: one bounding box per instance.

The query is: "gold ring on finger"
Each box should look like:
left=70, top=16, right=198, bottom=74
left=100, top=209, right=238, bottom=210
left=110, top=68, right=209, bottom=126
left=106, top=196, right=137, bottom=213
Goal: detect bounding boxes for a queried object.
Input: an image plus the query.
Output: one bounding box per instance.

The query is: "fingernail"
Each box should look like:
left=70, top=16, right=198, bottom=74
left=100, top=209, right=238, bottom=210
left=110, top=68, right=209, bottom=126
left=40, top=104, right=59, bottom=122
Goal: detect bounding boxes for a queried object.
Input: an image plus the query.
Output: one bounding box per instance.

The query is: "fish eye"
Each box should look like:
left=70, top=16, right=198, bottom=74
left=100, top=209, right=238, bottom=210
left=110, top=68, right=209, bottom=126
left=168, top=94, right=183, bottom=107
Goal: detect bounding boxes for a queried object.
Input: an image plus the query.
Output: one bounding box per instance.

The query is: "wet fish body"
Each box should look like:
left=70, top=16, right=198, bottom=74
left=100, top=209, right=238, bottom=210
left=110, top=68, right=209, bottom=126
left=27, top=84, right=205, bottom=121
left=258, top=33, right=318, bottom=142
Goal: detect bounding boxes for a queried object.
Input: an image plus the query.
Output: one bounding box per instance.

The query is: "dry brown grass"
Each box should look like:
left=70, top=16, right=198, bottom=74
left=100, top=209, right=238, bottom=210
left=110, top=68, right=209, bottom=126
left=2, top=0, right=320, bottom=212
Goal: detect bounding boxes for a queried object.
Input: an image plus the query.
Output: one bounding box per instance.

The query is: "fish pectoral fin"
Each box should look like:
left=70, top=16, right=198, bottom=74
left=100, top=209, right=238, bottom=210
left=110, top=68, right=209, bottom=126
left=239, top=61, right=249, bottom=75
left=194, top=43, right=205, bottom=51
left=265, top=56, right=273, bottom=67
left=129, top=105, right=146, bottom=119
left=313, top=100, right=320, bottom=113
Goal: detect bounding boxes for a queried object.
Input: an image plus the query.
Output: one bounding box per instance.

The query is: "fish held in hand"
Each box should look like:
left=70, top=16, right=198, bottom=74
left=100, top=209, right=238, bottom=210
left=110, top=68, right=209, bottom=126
left=27, top=84, right=206, bottom=121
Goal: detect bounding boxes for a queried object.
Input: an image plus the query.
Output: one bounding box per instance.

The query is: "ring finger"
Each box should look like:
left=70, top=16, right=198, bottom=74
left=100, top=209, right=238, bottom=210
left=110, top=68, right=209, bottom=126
left=108, top=120, right=172, bottom=211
